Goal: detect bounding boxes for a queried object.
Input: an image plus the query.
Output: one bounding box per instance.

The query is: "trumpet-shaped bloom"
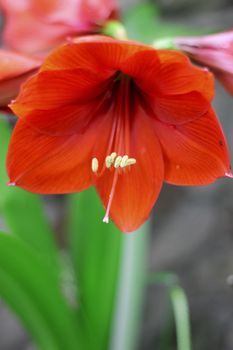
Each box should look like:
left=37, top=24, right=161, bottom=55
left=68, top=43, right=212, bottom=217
left=175, top=31, right=233, bottom=95
left=0, top=0, right=118, bottom=53
left=0, top=50, right=41, bottom=106
left=7, top=36, right=231, bottom=232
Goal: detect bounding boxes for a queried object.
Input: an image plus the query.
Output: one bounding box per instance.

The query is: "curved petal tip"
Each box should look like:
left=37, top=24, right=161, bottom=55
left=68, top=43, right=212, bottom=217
left=225, top=171, right=233, bottom=178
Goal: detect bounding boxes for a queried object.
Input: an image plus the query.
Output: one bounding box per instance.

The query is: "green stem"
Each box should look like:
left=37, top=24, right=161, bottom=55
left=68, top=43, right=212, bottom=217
left=170, top=286, right=192, bottom=350
left=102, top=20, right=128, bottom=40
left=152, top=37, right=178, bottom=50
left=149, top=272, right=192, bottom=350
left=109, top=223, right=149, bottom=350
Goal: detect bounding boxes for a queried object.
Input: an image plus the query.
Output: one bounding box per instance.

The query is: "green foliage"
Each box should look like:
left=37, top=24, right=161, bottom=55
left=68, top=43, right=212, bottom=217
left=123, top=1, right=205, bottom=44
left=0, top=118, right=86, bottom=349
left=170, top=286, right=192, bottom=350
left=109, top=227, right=149, bottom=350
left=0, top=232, right=84, bottom=350
left=0, top=119, right=58, bottom=266
left=150, top=272, right=192, bottom=350
left=0, top=117, right=149, bottom=350
left=68, top=188, right=123, bottom=350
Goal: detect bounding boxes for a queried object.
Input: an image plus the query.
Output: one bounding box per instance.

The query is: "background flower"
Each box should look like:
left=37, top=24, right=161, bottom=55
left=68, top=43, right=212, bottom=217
left=0, top=0, right=118, bottom=106
left=0, top=0, right=118, bottom=54
left=0, top=50, right=42, bottom=106
left=175, top=31, right=233, bottom=95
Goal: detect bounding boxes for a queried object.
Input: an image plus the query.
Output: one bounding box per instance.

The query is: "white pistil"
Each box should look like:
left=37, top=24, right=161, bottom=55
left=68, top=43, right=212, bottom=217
left=91, top=158, right=99, bottom=173
left=114, top=156, right=122, bottom=168
left=103, top=216, right=109, bottom=223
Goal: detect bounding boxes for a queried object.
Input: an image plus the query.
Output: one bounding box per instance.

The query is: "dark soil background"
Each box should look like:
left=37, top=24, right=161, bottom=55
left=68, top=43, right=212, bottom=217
left=0, top=1, right=233, bottom=349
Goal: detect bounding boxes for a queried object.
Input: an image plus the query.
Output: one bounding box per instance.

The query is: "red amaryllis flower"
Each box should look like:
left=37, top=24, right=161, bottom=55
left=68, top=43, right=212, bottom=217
left=7, top=36, right=231, bottom=232
left=0, top=0, right=118, bottom=54
left=0, top=50, right=41, bottom=106
left=175, top=31, right=233, bottom=95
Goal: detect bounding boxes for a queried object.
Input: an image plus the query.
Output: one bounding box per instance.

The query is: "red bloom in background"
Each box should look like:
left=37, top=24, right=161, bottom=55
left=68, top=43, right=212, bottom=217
left=0, top=50, right=42, bottom=106
left=0, top=0, right=118, bottom=53
left=0, top=0, right=118, bottom=106
left=7, top=36, right=231, bottom=232
left=175, top=31, right=233, bottom=95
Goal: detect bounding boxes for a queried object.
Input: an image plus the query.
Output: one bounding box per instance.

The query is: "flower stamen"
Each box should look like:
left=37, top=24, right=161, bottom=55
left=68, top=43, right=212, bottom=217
left=126, top=158, right=136, bottom=166
left=105, top=152, right=117, bottom=168
left=120, top=155, right=128, bottom=167
left=106, top=152, right=137, bottom=170
left=105, top=155, right=112, bottom=168
left=114, top=155, right=122, bottom=168
left=91, top=158, right=99, bottom=173
left=92, top=153, right=136, bottom=174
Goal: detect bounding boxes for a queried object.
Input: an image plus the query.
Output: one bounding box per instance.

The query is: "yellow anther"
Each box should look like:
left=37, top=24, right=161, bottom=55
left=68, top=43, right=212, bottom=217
left=114, top=156, right=122, bottom=168
left=126, top=158, right=136, bottom=166
left=91, top=158, right=99, bottom=173
left=110, top=152, right=117, bottom=162
left=120, top=155, right=129, bottom=168
left=104, top=153, right=136, bottom=170
left=105, top=155, right=112, bottom=168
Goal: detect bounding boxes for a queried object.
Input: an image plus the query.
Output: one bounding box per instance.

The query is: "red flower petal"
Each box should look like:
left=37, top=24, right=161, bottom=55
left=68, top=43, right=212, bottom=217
left=120, top=49, right=214, bottom=100
left=11, top=38, right=154, bottom=132
left=7, top=113, right=113, bottom=193
left=41, top=37, right=147, bottom=72
left=151, top=91, right=209, bottom=125
left=11, top=68, right=112, bottom=116
left=157, top=50, right=189, bottom=64
left=156, top=52, right=214, bottom=101
left=154, top=108, right=230, bottom=185
left=7, top=120, right=91, bottom=193
left=14, top=102, right=109, bottom=136
left=0, top=50, right=41, bottom=106
left=120, top=49, right=160, bottom=92
left=96, top=111, right=164, bottom=233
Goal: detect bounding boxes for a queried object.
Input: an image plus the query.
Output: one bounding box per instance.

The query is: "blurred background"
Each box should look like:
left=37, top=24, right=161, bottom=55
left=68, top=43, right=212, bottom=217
left=1, top=0, right=233, bottom=349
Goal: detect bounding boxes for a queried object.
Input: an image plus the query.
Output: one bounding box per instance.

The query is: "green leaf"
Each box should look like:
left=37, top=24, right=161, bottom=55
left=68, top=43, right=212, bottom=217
left=67, top=188, right=123, bottom=350
left=170, top=286, right=192, bottom=350
left=0, top=118, right=58, bottom=266
left=150, top=272, right=192, bottom=350
left=123, top=1, right=206, bottom=44
left=109, top=224, right=149, bottom=350
left=0, top=231, right=86, bottom=350
left=123, top=2, right=160, bottom=43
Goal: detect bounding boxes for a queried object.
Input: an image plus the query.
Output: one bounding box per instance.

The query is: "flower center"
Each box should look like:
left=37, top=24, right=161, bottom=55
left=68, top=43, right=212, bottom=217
left=91, top=152, right=136, bottom=223
left=91, top=72, right=136, bottom=224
